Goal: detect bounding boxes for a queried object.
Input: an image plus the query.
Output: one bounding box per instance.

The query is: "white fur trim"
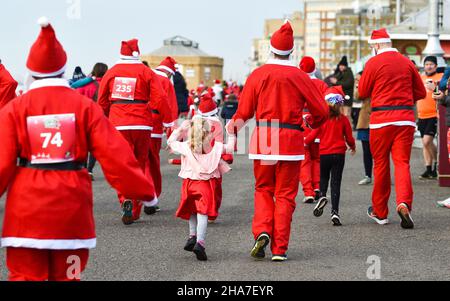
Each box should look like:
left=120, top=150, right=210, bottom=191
left=119, top=55, right=141, bottom=61
left=115, top=126, right=153, bottom=131
left=198, top=108, right=219, bottom=117
left=325, top=93, right=342, bottom=100
left=143, top=197, right=159, bottom=207
left=369, top=121, right=416, bottom=129
left=151, top=133, right=163, bottom=138
left=249, top=154, right=305, bottom=161
left=37, top=16, right=49, bottom=28
left=156, top=65, right=175, bottom=75
left=28, top=64, right=67, bottom=78
left=369, top=38, right=392, bottom=44
left=377, top=48, right=399, bottom=55
left=153, top=69, right=168, bottom=78
left=28, top=78, right=70, bottom=91
left=266, top=59, right=297, bottom=67
left=1, top=237, right=96, bottom=250
left=270, top=45, right=294, bottom=56
left=163, top=122, right=175, bottom=128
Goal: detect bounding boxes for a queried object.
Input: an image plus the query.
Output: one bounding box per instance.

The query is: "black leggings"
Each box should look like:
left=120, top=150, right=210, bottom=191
left=361, top=140, right=373, bottom=178
left=320, top=154, right=345, bottom=214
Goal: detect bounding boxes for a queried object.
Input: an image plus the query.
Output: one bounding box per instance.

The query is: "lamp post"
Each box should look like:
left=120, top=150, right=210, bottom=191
left=422, top=0, right=446, bottom=67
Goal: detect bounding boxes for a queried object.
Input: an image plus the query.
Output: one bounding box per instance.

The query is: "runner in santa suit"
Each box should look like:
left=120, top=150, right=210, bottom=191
left=226, top=21, right=329, bottom=261
left=299, top=56, right=329, bottom=203
left=0, top=18, right=156, bottom=281
left=0, top=59, right=18, bottom=110
left=146, top=57, right=179, bottom=214
left=98, top=39, right=172, bottom=225
left=358, top=28, right=426, bottom=229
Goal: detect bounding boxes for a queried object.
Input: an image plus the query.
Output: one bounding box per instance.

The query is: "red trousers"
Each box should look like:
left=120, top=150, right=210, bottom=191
left=149, top=138, right=162, bottom=197
left=6, top=248, right=89, bottom=281
left=299, top=143, right=320, bottom=197
left=253, top=160, right=300, bottom=255
left=118, top=130, right=154, bottom=220
left=370, top=126, right=415, bottom=219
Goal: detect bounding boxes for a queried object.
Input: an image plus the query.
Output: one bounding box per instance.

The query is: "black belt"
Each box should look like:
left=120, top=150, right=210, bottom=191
left=112, top=100, right=147, bottom=105
left=303, top=109, right=310, bottom=113
left=256, top=121, right=303, bottom=131
left=18, top=158, right=85, bottom=171
left=152, top=109, right=160, bottom=114
left=372, top=106, right=414, bottom=112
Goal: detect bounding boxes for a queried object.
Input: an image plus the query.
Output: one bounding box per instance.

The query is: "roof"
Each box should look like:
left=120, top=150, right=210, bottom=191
left=149, top=36, right=211, bottom=57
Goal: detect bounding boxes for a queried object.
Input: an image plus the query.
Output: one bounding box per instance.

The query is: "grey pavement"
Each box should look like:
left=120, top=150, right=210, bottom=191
left=1, top=143, right=450, bottom=281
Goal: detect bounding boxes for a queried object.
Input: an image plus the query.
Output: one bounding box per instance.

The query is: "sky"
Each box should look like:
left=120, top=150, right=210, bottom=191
left=0, top=0, right=303, bottom=84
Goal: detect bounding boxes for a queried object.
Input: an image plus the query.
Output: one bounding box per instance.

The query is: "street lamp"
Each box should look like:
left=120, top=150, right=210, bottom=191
left=422, top=0, right=446, bottom=67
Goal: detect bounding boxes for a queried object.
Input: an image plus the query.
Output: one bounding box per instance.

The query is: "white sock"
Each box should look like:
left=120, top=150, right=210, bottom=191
left=196, top=214, right=208, bottom=245
left=189, top=215, right=197, bottom=237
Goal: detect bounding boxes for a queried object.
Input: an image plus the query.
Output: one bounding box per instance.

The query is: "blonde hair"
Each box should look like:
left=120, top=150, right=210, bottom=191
left=190, top=117, right=211, bottom=154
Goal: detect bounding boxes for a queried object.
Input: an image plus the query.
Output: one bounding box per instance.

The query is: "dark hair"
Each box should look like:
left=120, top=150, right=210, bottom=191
left=91, top=63, right=108, bottom=78
left=329, top=104, right=342, bottom=119
left=142, top=61, right=149, bottom=67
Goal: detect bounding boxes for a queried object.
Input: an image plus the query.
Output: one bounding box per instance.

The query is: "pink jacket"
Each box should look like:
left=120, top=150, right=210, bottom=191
left=168, top=121, right=236, bottom=181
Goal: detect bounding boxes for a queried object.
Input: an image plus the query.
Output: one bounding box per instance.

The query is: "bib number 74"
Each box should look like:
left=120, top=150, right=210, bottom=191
left=27, top=114, right=76, bottom=164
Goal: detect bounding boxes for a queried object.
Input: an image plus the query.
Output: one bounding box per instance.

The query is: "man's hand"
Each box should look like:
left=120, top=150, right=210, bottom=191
left=425, top=81, right=436, bottom=92
left=432, top=91, right=445, bottom=101
left=330, top=77, right=338, bottom=85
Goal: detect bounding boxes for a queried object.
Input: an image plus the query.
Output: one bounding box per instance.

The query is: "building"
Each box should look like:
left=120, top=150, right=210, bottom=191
left=141, top=36, right=224, bottom=90
left=303, top=0, right=428, bottom=75
left=251, top=11, right=304, bottom=72
left=333, top=6, right=396, bottom=68
left=389, top=0, right=450, bottom=65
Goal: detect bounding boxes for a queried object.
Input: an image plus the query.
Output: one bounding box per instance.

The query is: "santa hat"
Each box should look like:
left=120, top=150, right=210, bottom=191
left=299, top=56, right=316, bottom=74
left=270, top=20, right=294, bottom=56
left=369, top=28, right=391, bottom=44
left=325, top=86, right=350, bottom=105
left=198, top=93, right=218, bottom=117
left=214, top=79, right=221, bottom=85
left=157, top=56, right=177, bottom=75
left=26, top=17, right=67, bottom=77
left=120, top=39, right=140, bottom=60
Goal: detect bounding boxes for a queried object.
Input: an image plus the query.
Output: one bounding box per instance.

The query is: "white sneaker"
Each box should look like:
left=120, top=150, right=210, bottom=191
left=359, top=176, right=372, bottom=185
left=437, top=198, right=450, bottom=208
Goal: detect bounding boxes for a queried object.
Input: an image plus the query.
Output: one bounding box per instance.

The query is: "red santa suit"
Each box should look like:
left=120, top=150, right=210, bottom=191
left=0, top=63, right=18, bottom=110
left=358, top=29, right=426, bottom=220
left=98, top=39, right=172, bottom=221
left=149, top=57, right=179, bottom=198
left=227, top=22, right=329, bottom=257
left=299, top=57, right=329, bottom=201
left=0, top=18, right=156, bottom=281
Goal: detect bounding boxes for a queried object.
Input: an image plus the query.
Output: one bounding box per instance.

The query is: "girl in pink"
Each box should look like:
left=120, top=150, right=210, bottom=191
left=168, top=116, right=236, bottom=261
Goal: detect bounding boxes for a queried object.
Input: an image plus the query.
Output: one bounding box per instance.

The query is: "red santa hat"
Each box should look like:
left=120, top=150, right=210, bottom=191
left=120, top=39, right=140, bottom=59
left=26, top=17, right=67, bottom=77
left=369, top=28, right=391, bottom=44
left=198, top=93, right=218, bottom=117
left=325, top=86, right=350, bottom=104
left=156, top=56, right=177, bottom=75
left=299, top=56, right=316, bottom=74
left=270, top=20, right=294, bottom=56
left=214, top=79, right=221, bottom=85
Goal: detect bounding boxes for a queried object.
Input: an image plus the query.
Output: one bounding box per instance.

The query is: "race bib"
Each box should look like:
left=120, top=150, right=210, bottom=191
left=27, top=114, right=76, bottom=164
left=111, top=77, right=137, bottom=100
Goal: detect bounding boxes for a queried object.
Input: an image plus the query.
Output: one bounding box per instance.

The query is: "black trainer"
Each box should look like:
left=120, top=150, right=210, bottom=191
left=431, top=169, right=438, bottom=179
left=193, top=243, right=208, bottom=261
left=397, top=203, right=414, bottom=229
left=250, top=233, right=270, bottom=260
left=314, top=190, right=321, bottom=202
left=184, top=236, right=197, bottom=252
left=144, top=206, right=157, bottom=215
left=419, top=170, right=433, bottom=180
left=313, top=197, right=328, bottom=217
left=331, top=213, right=342, bottom=226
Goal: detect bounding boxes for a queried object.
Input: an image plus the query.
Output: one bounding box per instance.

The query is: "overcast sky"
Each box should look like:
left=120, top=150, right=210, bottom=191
left=0, top=0, right=303, bottom=84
